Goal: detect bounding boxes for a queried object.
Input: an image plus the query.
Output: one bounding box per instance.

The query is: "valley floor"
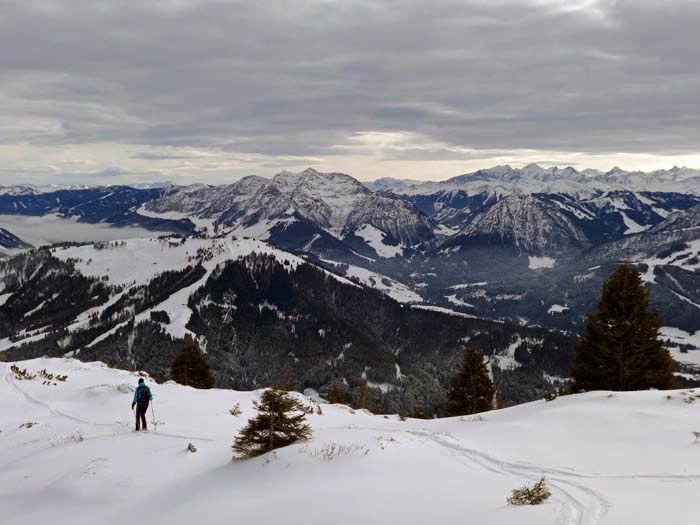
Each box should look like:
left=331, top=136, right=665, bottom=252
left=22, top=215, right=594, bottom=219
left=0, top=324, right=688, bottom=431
left=1, top=358, right=700, bottom=525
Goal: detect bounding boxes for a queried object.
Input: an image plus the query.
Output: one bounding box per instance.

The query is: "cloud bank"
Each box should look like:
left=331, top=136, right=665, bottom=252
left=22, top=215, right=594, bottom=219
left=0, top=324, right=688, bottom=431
left=1, top=0, right=699, bottom=184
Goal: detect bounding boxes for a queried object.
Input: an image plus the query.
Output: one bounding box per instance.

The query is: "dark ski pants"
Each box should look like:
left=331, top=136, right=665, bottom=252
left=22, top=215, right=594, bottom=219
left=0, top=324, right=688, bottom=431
left=135, top=402, right=149, bottom=431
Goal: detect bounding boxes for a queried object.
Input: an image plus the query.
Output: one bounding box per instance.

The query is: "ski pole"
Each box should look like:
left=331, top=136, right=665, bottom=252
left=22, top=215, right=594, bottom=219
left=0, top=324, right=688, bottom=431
left=150, top=402, right=156, bottom=430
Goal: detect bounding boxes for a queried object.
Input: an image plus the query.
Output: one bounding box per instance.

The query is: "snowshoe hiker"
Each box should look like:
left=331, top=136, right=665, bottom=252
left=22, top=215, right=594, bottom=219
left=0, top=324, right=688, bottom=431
left=132, top=378, right=153, bottom=431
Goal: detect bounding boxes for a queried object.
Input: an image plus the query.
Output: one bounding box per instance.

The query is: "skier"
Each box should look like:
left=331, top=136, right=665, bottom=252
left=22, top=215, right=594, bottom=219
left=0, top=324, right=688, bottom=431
left=131, top=378, right=153, bottom=431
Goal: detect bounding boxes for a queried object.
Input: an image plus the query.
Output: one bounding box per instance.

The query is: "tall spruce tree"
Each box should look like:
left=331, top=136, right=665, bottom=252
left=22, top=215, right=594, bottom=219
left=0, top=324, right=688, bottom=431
left=446, top=343, right=496, bottom=416
left=233, top=388, right=312, bottom=457
left=571, top=262, right=675, bottom=392
left=170, top=336, right=215, bottom=389
left=274, top=365, right=296, bottom=392
left=327, top=383, right=347, bottom=404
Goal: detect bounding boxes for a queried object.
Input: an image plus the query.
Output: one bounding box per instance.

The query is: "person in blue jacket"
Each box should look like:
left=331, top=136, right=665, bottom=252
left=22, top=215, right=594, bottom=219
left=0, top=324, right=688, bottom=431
left=131, top=378, right=153, bottom=431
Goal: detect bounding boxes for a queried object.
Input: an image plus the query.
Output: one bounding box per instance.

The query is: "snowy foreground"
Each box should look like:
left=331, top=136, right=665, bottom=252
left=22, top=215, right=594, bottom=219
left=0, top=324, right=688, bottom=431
left=2, top=359, right=700, bottom=525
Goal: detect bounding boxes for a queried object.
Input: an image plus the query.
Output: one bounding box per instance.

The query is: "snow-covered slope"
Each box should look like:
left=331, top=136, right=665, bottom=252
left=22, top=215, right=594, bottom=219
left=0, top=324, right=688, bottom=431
left=2, top=357, right=700, bottom=525
left=585, top=204, right=700, bottom=271
left=0, top=227, right=31, bottom=250
left=320, top=258, right=422, bottom=303
left=0, top=227, right=32, bottom=259
left=45, top=237, right=356, bottom=342
left=651, top=203, right=700, bottom=233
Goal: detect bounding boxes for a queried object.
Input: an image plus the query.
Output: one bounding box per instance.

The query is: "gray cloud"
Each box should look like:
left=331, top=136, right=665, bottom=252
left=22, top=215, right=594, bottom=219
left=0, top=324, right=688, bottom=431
left=1, top=0, right=699, bottom=184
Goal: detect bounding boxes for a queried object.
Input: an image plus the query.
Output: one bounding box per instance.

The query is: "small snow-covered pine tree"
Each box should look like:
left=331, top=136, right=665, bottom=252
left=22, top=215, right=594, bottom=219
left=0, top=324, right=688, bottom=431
left=233, top=388, right=312, bottom=458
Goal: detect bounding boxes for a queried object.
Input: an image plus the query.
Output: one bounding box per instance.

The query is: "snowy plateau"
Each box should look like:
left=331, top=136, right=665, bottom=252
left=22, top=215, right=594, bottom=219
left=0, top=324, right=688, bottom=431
left=2, top=358, right=700, bottom=525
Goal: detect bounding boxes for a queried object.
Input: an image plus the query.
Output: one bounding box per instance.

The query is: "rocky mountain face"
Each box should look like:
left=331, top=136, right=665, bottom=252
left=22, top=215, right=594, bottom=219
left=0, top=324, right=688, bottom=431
left=455, top=194, right=591, bottom=253
left=651, top=203, right=700, bottom=232
left=144, top=168, right=435, bottom=259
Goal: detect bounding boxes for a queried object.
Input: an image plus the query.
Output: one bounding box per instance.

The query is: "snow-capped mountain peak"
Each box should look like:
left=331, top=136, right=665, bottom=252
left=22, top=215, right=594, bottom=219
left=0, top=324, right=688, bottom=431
left=141, top=169, right=433, bottom=259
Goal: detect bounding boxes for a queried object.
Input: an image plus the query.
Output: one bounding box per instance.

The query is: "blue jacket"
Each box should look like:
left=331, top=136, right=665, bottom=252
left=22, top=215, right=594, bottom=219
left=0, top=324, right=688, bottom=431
left=133, top=384, right=153, bottom=404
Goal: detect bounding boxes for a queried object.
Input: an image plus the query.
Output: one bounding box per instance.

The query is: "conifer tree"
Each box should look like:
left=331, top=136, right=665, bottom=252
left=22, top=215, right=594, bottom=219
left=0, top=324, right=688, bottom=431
left=170, top=335, right=215, bottom=389
left=354, top=378, right=371, bottom=411
left=327, top=383, right=347, bottom=404
left=446, top=343, right=495, bottom=416
left=571, top=262, right=675, bottom=391
left=274, top=365, right=296, bottom=392
left=233, top=388, right=312, bottom=458
left=410, top=406, right=430, bottom=419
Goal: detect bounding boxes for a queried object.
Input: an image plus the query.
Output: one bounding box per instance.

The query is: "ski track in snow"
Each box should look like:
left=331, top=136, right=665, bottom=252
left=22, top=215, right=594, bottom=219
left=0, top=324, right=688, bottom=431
left=410, top=429, right=700, bottom=525
left=2, top=366, right=215, bottom=449
left=410, top=431, right=610, bottom=525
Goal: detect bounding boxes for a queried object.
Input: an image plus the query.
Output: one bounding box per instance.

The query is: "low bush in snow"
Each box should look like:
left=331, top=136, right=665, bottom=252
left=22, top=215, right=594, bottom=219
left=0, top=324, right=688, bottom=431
left=542, top=391, right=558, bottom=402
left=299, top=442, right=369, bottom=461
left=507, top=476, right=552, bottom=506
left=11, top=365, right=36, bottom=381
left=50, top=431, right=84, bottom=446
left=11, top=365, right=68, bottom=384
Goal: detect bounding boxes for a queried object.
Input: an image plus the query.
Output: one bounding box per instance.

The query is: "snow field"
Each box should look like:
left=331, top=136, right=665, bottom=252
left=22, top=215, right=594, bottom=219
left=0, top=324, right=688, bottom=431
left=3, top=358, right=700, bottom=525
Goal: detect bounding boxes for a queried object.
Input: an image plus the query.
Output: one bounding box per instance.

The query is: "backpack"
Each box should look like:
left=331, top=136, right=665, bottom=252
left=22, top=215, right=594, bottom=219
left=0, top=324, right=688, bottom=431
left=137, top=385, right=151, bottom=403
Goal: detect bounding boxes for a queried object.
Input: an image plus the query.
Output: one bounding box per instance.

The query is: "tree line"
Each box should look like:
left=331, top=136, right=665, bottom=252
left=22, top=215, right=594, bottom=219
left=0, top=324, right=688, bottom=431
left=167, top=261, right=676, bottom=458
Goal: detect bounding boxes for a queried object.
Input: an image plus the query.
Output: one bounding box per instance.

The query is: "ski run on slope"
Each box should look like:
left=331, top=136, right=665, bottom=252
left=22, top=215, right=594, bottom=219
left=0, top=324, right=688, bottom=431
left=2, top=358, right=700, bottom=525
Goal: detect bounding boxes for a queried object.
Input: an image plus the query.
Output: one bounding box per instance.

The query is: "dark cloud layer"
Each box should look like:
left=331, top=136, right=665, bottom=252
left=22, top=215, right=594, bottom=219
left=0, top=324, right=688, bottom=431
left=1, top=0, right=699, bottom=183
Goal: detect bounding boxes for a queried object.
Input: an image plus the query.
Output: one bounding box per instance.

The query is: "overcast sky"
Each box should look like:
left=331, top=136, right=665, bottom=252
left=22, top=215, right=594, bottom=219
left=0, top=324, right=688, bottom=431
left=1, top=0, right=700, bottom=185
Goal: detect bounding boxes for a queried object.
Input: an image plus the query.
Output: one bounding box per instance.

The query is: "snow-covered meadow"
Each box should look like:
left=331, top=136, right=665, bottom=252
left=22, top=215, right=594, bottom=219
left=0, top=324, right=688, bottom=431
left=2, top=358, right=700, bottom=525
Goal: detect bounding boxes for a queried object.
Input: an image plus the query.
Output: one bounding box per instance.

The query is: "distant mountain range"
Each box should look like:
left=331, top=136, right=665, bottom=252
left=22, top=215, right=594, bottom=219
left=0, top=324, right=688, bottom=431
left=0, top=181, right=172, bottom=196
left=363, top=177, right=422, bottom=191
left=393, top=164, right=700, bottom=197
left=1, top=165, right=699, bottom=395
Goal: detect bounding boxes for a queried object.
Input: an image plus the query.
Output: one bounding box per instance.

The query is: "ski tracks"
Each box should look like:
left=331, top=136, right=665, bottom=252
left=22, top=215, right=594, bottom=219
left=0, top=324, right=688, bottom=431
left=408, top=430, right=610, bottom=525
left=3, top=366, right=215, bottom=443
left=3, top=365, right=110, bottom=427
